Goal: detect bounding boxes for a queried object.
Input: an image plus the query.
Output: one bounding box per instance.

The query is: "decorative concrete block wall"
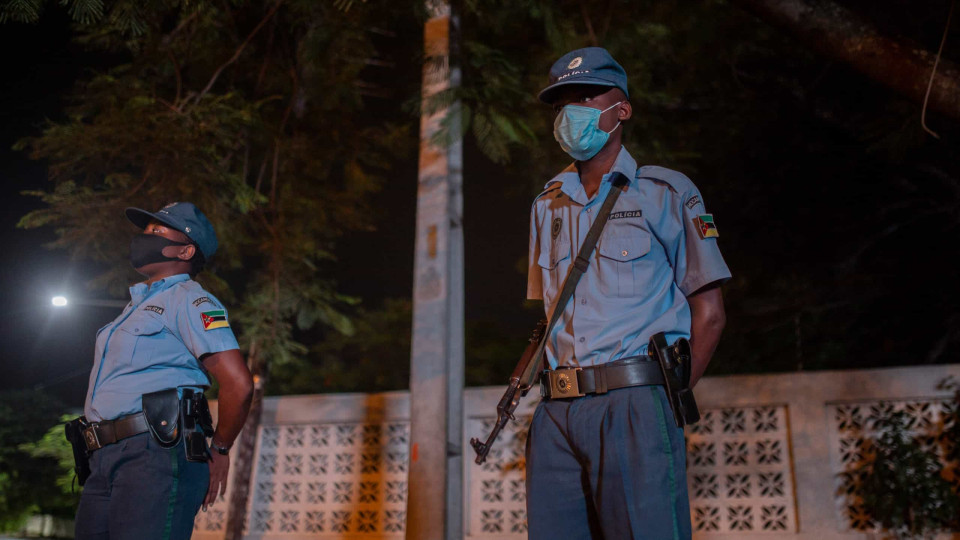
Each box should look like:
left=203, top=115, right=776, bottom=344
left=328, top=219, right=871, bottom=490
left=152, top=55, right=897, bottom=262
left=194, top=364, right=960, bottom=540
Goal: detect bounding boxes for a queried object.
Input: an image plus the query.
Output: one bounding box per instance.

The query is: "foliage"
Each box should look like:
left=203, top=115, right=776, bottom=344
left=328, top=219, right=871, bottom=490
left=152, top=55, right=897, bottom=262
left=10, top=0, right=422, bottom=378
left=269, top=298, right=413, bottom=394
left=856, top=407, right=960, bottom=539
left=19, top=415, right=83, bottom=507
left=0, top=391, right=74, bottom=531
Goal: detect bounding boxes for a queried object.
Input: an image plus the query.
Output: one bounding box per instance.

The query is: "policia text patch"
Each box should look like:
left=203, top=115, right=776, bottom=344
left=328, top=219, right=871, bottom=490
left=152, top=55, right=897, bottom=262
left=608, top=210, right=642, bottom=220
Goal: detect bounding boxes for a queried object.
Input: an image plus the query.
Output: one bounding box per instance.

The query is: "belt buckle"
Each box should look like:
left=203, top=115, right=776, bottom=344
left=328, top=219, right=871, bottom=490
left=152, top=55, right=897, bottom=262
left=82, top=425, right=102, bottom=451
left=548, top=367, right=584, bottom=398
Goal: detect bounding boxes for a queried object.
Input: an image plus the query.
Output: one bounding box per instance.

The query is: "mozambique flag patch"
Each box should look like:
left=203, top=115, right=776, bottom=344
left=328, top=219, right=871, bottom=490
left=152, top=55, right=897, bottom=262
left=201, top=310, right=229, bottom=330
left=694, top=214, right=719, bottom=239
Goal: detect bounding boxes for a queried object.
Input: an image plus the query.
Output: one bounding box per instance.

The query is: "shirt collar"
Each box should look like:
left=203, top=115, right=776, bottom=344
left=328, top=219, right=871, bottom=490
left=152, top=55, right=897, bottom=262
left=128, top=273, right=190, bottom=304
left=543, top=146, right=639, bottom=204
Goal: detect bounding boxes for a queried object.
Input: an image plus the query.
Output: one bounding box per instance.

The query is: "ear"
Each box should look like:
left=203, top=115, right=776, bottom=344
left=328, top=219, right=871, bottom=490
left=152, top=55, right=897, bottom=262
left=178, top=244, right=197, bottom=261
left=618, top=101, right=633, bottom=122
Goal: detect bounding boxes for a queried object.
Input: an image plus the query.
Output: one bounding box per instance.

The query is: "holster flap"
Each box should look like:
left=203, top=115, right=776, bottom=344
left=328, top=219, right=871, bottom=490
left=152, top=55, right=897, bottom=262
left=142, top=388, right=181, bottom=447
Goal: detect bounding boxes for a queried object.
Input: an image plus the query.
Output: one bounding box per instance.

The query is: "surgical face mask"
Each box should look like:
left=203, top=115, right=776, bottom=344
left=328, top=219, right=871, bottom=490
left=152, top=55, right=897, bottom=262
left=130, top=233, right=190, bottom=271
left=553, top=101, right=623, bottom=161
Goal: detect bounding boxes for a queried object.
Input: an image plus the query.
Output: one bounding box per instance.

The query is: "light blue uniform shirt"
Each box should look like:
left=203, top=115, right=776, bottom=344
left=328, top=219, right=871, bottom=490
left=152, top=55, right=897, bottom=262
left=84, top=274, right=240, bottom=422
left=527, top=146, right=732, bottom=368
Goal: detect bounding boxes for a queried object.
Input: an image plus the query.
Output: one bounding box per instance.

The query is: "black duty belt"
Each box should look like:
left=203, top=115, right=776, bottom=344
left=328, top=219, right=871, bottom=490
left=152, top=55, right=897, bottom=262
left=540, top=356, right=664, bottom=399
left=82, top=412, right=150, bottom=452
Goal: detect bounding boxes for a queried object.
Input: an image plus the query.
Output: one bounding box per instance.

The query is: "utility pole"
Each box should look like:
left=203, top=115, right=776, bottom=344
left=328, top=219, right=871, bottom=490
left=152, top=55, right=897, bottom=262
left=405, top=0, right=464, bottom=538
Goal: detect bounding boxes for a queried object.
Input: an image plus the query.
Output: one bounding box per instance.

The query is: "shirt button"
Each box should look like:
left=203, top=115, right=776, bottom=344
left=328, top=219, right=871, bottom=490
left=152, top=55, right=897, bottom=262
left=586, top=207, right=592, bottom=213
left=579, top=337, right=585, bottom=343
left=580, top=298, right=586, bottom=305
left=621, top=250, right=629, bottom=257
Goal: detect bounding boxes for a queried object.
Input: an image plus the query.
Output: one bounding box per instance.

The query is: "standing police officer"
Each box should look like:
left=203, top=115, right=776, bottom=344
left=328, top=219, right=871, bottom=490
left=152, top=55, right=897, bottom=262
left=75, top=202, right=253, bottom=540
left=525, top=48, right=731, bottom=539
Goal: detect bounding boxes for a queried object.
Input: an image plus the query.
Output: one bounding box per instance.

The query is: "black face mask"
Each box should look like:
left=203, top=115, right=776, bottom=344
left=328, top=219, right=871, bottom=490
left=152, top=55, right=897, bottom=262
left=130, top=234, right=190, bottom=271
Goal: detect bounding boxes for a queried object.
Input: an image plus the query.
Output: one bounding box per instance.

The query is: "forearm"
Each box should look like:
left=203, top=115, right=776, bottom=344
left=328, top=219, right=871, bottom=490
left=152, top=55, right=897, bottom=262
left=687, top=284, right=726, bottom=387
left=202, top=349, right=254, bottom=448
left=212, top=382, right=253, bottom=447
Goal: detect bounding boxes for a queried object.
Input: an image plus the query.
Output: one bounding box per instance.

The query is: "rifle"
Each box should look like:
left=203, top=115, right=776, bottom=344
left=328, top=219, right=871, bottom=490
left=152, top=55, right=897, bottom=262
left=470, top=319, right=547, bottom=464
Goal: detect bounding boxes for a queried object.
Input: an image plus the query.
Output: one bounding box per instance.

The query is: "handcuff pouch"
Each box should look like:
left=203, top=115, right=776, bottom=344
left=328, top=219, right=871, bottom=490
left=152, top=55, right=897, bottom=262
left=142, top=388, right=181, bottom=448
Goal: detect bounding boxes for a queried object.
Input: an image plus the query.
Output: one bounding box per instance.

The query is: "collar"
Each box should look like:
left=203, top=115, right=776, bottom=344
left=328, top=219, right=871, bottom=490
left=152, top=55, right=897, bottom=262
left=544, top=146, right=639, bottom=205
left=129, top=273, right=190, bottom=305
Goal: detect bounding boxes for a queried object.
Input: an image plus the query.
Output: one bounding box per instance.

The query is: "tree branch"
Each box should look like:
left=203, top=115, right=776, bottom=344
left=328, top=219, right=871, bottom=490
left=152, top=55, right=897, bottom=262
left=730, top=0, right=960, bottom=121
left=190, top=0, right=283, bottom=108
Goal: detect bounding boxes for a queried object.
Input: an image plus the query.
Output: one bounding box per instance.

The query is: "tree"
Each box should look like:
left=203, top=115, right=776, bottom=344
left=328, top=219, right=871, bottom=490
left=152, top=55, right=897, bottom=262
left=0, top=391, right=73, bottom=531
left=5, top=0, right=423, bottom=534
left=730, top=0, right=960, bottom=122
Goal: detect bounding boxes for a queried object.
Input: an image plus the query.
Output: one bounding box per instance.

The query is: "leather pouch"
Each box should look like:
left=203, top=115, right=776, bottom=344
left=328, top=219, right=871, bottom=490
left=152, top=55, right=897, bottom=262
left=142, top=388, right=181, bottom=447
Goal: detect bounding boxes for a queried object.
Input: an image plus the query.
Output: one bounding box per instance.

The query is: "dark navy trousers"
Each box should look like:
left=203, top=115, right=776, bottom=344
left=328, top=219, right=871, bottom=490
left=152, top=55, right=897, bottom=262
left=75, top=432, right=208, bottom=540
left=525, top=385, right=692, bottom=540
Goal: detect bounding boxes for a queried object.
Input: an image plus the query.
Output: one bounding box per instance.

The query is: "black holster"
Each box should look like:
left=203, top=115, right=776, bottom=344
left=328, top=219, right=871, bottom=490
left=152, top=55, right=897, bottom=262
left=64, top=417, right=92, bottom=486
left=649, top=332, right=701, bottom=427
left=142, top=387, right=213, bottom=462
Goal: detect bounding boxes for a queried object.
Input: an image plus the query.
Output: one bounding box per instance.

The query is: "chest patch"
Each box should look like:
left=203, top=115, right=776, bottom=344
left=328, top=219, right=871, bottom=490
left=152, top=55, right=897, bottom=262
left=551, top=217, right=562, bottom=238
left=144, top=305, right=164, bottom=315
left=201, top=310, right=229, bottom=330
left=192, top=296, right=213, bottom=308
left=609, top=210, right=642, bottom=220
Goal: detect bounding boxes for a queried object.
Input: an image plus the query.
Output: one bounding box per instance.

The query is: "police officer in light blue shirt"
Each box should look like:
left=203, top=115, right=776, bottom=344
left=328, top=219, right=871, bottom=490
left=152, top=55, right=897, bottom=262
left=76, top=202, right=253, bottom=540
left=525, top=48, right=731, bottom=540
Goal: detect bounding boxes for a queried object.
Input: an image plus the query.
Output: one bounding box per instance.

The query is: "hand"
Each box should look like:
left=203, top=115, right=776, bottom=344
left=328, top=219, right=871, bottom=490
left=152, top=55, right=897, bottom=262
left=204, top=451, right=230, bottom=510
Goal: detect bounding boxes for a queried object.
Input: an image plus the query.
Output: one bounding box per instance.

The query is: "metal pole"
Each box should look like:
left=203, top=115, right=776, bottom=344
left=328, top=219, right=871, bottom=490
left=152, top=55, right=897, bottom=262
left=406, top=0, right=464, bottom=538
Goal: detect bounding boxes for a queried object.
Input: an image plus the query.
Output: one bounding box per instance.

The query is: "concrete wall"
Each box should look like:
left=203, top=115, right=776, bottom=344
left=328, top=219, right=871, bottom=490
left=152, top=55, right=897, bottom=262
left=193, top=364, right=960, bottom=539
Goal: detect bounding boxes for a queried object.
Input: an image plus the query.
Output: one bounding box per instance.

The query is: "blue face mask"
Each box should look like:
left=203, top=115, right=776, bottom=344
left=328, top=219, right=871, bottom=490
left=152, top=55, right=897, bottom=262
left=553, top=101, right=623, bottom=161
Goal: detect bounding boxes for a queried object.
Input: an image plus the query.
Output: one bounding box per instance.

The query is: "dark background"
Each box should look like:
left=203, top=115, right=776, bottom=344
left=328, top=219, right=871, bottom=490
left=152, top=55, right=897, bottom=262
left=3, top=1, right=959, bottom=410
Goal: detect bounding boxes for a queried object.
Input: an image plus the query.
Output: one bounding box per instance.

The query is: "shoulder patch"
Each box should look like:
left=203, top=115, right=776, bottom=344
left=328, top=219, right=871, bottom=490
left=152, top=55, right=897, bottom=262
left=693, top=214, right=719, bottom=239
left=636, top=165, right=695, bottom=194
left=201, top=309, right=229, bottom=330
left=192, top=296, right=214, bottom=308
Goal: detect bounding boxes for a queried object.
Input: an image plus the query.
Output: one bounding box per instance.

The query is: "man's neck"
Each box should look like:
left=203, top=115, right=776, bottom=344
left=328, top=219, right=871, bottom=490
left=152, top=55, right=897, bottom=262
left=577, top=141, right=621, bottom=198
left=141, top=267, right=190, bottom=286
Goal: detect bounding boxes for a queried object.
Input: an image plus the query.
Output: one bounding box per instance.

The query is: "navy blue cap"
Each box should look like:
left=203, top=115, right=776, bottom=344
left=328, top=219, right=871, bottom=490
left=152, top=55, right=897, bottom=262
left=538, top=47, right=629, bottom=104
left=125, top=202, right=219, bottom=259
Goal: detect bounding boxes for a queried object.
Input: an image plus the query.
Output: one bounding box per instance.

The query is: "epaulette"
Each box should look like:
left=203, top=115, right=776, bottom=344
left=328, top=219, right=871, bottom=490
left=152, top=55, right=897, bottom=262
left=534, top=182, right=563, bottom=201
left=636, top=165, right=695, bottom=194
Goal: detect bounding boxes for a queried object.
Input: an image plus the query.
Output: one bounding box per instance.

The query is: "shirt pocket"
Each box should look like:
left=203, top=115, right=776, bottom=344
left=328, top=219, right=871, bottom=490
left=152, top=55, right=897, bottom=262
left=537, top=238, right=571, bottom=306
left=115, top=313, right=168, bottom=367
left=597, top=233, right=652, bottom=297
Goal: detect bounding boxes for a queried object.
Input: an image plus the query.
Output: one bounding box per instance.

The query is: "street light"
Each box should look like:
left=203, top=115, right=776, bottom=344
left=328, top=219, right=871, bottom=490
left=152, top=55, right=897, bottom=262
left=49, top=296, right=128, bottom=308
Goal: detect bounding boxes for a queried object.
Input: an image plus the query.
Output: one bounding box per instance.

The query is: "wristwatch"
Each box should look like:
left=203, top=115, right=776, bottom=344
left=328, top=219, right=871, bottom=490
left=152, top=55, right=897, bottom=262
left=210, top=442, right=231, bottom=455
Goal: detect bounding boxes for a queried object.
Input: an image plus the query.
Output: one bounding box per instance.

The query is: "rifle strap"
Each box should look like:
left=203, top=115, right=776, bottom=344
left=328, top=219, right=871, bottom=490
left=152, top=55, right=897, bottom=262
left=520, top=172, right=631, bottom=388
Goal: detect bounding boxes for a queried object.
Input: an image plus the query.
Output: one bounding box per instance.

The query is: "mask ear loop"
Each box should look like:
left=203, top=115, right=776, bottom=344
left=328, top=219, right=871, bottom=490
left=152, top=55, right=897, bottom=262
left=601, top=101, right=623, bottom=134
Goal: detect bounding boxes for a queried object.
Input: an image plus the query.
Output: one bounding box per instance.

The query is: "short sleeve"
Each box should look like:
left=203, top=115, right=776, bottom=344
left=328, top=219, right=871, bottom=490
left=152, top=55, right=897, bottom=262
left=651, top=181, right=732, bottom=296
left=176, top=291, right=240, bottom=359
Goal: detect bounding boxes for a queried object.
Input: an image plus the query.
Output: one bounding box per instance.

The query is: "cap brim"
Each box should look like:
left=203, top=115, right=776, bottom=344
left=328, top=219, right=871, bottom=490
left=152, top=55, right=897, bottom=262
left=538, top=78, right=619, bottom=104
left=125, top=207, right=177, bottom=231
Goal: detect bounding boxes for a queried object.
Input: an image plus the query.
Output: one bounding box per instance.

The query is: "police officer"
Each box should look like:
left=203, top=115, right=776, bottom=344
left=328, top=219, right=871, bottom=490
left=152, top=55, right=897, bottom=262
left=525, top=48, right=731, bottom=539
left=75, top=202, right=254, bottom=540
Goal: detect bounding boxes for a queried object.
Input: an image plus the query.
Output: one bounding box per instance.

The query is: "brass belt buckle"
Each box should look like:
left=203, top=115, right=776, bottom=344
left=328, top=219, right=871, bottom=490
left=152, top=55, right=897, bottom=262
left=548, top=367, right=583, bottom=398
left=82, top=425, right=102, bottom=451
